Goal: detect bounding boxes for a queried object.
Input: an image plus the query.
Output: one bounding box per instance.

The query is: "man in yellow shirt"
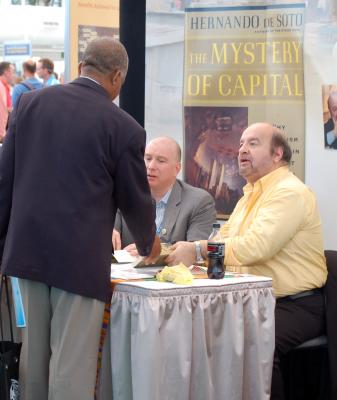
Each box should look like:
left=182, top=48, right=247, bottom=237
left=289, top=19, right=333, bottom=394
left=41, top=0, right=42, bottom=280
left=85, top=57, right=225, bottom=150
left=168, top=122, right=327, bottom=400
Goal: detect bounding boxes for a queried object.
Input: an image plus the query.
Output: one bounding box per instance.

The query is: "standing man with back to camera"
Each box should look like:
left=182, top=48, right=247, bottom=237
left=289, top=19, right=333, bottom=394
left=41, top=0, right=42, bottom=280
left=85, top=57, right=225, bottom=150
left=0, top=37, right=160, bottom=400
left=12, top=59, right=43, bottom=107
left=168, top=122, right=327, bottom=400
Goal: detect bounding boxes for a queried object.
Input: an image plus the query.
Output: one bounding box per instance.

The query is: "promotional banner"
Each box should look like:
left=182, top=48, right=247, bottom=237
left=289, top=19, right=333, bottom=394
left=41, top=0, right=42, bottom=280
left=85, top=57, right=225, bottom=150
left=183, top=3, right=305, bottom=218
left=65, top=0, right=119, bottom=81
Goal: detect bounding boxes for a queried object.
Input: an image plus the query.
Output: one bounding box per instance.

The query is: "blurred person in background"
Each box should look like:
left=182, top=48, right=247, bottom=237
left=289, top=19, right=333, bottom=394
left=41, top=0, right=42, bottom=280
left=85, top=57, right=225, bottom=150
left=0, top=61, right=14, bottom=141
left=36, top=58, right=60, bottom=86
left=12, top=59, right=43, bottom=106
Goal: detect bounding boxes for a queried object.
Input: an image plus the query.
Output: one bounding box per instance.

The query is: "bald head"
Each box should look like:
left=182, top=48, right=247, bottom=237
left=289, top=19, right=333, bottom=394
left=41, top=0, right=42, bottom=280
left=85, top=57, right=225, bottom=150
left=81, top=37, right=128, bottom=79
left=247, top=122, right=273, bottom=134
left=147, top=136, right=181, bottom=162
left=22, top=59, right=37, bottom=77
left=145, top=136, right=182, bottom=200
left=328, top=91, right=337, bottom=124
left=328, top=91, right=337, bottom=110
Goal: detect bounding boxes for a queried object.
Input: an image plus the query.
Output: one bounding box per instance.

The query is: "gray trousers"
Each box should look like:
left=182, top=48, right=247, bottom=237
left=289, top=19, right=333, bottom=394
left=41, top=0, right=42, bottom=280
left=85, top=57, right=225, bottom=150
left=18, top=278, right=105, bottom=400
left=96, top=325, right=112, bottom=400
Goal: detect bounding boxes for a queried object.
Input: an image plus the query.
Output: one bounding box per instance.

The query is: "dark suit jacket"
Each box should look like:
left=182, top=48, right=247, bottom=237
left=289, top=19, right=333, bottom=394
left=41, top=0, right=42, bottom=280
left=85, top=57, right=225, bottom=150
left=115, top=179, right=216, bottom=247
left=0, top=77, right=156, bottom=302
left=324, top=118, right=336, bottom=148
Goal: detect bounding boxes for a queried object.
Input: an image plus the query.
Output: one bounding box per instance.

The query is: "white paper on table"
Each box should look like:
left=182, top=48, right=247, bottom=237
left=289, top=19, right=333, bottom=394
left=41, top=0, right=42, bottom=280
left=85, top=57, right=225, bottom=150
left=111, top=260, right=162, bottom=280
left=112, top=250, right=142, bottom=264
left=111, top=267, right=155, bottom=280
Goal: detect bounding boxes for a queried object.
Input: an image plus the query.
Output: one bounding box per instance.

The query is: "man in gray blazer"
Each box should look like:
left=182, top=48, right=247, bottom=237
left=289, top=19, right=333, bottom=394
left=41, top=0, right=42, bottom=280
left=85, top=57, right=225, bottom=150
left=113, top=136, right=216, bottom=256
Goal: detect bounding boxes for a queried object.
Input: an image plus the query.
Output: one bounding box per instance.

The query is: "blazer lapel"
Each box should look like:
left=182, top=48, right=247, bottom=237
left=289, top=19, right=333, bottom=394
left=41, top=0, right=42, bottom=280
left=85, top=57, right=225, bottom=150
left=160, top=181, right=182, bottom=243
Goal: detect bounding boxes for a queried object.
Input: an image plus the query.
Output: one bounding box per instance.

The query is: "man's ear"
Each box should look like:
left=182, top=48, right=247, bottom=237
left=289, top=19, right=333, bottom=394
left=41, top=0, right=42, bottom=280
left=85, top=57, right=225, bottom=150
left=273, top=146, right=284, bottom=163
left=175, top=162, right=182, bottom=176
left=110, top=70, right=121, bottom=86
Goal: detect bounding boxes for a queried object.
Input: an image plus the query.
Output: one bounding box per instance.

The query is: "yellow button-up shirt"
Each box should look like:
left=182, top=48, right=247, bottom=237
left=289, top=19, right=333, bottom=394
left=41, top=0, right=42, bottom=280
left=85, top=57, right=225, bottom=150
left=220, top=166, right=327, bottom=297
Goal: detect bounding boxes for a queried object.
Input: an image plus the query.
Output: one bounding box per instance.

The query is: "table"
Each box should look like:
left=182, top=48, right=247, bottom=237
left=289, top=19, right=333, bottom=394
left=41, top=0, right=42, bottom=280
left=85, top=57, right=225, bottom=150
left=109, top=273, right=275, bottom=400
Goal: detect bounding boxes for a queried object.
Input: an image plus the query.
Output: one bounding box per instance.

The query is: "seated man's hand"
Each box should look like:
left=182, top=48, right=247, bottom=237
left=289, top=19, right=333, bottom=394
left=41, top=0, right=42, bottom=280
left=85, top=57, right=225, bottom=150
left=112, top=229, right=121, bottom=251
left=124, top=243, right=139, bottom=257
left=166, top=241, right=196, bottom=267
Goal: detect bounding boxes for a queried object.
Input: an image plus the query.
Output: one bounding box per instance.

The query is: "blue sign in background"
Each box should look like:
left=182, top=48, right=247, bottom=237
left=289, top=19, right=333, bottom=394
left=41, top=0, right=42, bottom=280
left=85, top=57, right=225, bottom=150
left=3, top=42, right=32, bottom=59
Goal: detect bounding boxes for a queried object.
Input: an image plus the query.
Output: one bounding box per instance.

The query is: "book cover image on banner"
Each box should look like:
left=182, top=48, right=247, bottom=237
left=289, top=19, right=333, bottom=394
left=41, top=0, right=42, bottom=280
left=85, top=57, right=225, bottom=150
left=184, top=106, right=247, bottom=218
left=183, top=3, right=305, bottom=219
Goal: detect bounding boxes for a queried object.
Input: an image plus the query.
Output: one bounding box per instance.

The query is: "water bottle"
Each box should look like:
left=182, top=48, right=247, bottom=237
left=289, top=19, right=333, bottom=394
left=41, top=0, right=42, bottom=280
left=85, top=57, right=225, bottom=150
left=208, top=223, right=220, bottom=242
left=207, top=223, right=225, bottom=279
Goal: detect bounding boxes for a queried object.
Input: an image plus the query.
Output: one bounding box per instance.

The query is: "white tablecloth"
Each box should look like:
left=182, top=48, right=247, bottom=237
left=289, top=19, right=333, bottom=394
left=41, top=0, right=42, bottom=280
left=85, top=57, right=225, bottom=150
left=110, top=275, right=275, bottom=400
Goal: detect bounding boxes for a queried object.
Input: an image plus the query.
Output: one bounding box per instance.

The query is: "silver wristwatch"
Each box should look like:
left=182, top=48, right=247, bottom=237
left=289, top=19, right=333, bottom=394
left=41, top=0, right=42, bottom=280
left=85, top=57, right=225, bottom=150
left=194, top=241, right=204, bottom=264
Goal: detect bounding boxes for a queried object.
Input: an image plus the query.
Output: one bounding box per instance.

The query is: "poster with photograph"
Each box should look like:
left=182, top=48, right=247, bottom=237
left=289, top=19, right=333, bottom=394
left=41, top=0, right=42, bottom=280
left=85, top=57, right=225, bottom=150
left=66, top=0, right=119, bottom=81
left=322, top=84, right=337, bottom=150
left=183, top=4, right=305, bottom=218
